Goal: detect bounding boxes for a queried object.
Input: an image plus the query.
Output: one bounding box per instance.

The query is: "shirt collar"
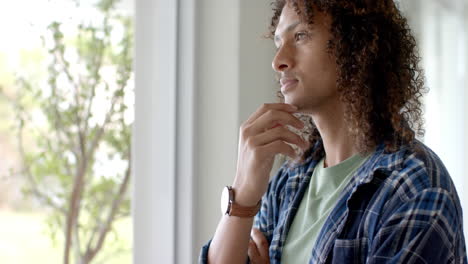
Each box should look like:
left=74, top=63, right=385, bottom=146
left=293, top=140, right=411, bottom=185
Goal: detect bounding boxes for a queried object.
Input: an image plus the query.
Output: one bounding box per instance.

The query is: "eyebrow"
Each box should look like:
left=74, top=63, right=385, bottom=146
left=274, top=21, right=301, bottom=44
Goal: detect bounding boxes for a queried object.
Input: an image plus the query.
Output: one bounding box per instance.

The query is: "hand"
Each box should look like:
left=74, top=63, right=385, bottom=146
left=248, top=228, right=270, bottom=264
left=233, top=103, right=307, bottom=206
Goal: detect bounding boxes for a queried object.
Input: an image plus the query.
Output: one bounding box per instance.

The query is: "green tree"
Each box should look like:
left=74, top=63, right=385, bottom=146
left=2, top=0, right=133, bottom=263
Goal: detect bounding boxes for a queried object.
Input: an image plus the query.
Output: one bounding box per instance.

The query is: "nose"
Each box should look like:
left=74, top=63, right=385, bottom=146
left=272, top=45, right=294, bottom=72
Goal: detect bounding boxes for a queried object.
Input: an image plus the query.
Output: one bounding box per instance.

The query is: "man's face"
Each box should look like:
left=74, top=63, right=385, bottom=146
left=273, top=3, right=339, bottom=113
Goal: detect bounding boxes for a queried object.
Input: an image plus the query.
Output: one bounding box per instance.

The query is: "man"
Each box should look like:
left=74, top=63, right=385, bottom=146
left=200, top=0, right=467, bottom=263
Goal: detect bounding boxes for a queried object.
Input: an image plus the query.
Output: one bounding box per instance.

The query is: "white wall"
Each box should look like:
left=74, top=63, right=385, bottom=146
left=238, top=2, right=278, bottom=124
left=195, top=0, right=241, bottom=255
left=195, top=0, right=278, bottom=256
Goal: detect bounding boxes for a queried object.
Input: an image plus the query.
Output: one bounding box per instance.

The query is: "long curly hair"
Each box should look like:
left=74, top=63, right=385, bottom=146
left=269, top=0, right=427, bottom=158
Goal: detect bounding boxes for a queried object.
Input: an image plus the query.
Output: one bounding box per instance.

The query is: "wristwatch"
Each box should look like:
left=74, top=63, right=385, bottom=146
left=220, top=186, right=261, bottom=217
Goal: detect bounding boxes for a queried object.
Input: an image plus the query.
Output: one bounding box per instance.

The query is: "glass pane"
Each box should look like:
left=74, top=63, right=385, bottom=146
left=0, top=0, right=134, bottom=263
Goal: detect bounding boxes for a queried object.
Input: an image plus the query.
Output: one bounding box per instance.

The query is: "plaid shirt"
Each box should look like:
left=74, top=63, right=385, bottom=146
left=199, top=140, right=467, bottom=263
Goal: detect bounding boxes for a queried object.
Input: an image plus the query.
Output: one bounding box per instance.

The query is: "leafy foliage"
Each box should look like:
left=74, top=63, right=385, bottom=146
left=3, top=0, right=133, bottom=263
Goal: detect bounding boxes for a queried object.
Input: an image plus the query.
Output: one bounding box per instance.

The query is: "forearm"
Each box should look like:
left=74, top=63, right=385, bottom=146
left=207, top=214, right=254, bottom=264
left=207, top=103, right=302, bottom=263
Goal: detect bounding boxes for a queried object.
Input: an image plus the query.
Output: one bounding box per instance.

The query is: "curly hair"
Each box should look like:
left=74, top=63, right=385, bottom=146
left=269, top=0, right=427, bottom=158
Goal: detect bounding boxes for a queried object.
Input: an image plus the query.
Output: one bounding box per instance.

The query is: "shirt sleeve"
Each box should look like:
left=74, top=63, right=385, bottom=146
left=198, top=239, right=212, bottom=264
left=367, top=188, right=467, bottom=264
left=253, top=190, right=273, bottom=241
left=254, top=165, right=287, bottom=244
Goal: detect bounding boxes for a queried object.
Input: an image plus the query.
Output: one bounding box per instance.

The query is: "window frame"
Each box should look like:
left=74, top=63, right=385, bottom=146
left=133, top=0, right=196, bottom=262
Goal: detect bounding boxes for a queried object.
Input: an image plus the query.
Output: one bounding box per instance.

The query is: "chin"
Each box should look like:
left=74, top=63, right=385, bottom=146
left=285, top=97, right=318, bottom=113
left=284, top=96, right=305, bottom=108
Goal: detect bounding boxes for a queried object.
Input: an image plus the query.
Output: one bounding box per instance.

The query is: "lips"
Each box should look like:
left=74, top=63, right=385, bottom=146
left=280, top=78, right=298, bottom=92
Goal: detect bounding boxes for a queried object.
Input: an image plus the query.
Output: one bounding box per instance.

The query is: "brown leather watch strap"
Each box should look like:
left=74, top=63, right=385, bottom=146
left=229, top=200, right=261, bottom=217
left=224, top=186, right=261, bottom=217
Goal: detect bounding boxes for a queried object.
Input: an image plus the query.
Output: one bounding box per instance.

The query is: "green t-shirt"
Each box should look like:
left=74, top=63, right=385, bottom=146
left=281, top=153, right=371, bottom=263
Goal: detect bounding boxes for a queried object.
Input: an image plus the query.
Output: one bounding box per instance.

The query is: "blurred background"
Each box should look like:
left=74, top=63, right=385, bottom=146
left=0, top=0, right=466, bottom=263
left=0, top=0, right=133, bottom=263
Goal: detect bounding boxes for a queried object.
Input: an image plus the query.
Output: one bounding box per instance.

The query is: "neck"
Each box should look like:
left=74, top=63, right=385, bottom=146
left=306, top=101, right=358, bottom=168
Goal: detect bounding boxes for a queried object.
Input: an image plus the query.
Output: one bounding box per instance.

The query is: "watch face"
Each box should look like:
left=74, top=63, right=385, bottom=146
left=220, top=186, right=230, bottom=215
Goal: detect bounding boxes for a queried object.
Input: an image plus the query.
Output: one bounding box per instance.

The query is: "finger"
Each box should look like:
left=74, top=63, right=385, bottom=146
left=245, top=109, right=305, bottom=136
left=251, top=228, right=270, bottom=259
left=247, top=239, right=261, bottom=262
left=250, top=125, right=308, bottom=149
left=244, top=103, right=298, bottom=125
left=257, top=140, right=298, bottom=160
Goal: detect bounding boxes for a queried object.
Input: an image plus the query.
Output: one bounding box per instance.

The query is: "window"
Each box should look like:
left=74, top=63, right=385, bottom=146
left=0, top=0, right=134, bottom=263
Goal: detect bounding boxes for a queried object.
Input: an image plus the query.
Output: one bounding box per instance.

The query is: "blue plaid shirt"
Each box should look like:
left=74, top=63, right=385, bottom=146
left=199, top=140, right=467, bottom=263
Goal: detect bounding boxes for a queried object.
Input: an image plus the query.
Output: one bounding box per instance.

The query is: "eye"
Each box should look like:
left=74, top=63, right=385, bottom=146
left=294, top=31, right=308, bottom=41
left=275, top=42, right=282, bottom=51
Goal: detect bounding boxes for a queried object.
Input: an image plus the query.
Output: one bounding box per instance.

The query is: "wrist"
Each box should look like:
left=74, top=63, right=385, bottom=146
left=231, top=185, right=262, bottom=207
left=221, top=186, right=261, bottom=218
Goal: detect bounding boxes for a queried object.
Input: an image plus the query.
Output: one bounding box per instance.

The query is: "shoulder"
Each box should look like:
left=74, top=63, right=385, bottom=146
left=372, top=140, right=464, bottom=235
left=368, top=142, right=466, bottom=260
left=382, top=140, right=457, bottom=201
